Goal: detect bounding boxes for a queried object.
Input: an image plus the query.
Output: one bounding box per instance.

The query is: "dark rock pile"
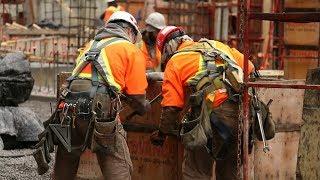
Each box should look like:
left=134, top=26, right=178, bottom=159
left=0, top=52, right=43, bottom=150
left=0, top=52, right=34, bottom=106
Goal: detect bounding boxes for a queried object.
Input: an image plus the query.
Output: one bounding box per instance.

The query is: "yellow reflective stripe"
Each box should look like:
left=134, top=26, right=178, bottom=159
left=78, top=72, right=91, bottom=79
left=72, top=41, right=94, bottom=75
left=211, top=41, right=236, bottom=64
left=187, top=54, right=206, bottom=84
left=194, top=55, right=206, bottom=76
left=211, top=41, right=243, bottom=82
left=100, top=48, right=121, bottom=91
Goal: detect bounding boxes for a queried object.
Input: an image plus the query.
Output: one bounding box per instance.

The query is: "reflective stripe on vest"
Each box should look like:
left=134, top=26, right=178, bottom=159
left=209, top=40, right=243, bottom=82
left=72, top=37, right=128, bottom=92
left=173, top=40, right=243, bottom=87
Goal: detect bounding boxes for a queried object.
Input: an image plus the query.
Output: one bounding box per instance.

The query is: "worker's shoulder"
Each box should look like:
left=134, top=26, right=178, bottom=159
left=105, top=38, right=136, bottom=49
left=106, top=6, right=117, bottom=11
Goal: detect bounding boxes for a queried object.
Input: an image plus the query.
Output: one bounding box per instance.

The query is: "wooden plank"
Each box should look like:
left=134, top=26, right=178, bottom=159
left=254, top=132, right=300, bottom=180
left=257, top=80, right=305, bottom=125
left=284, top=50, right=318, bottom=79
left=285, top=0, right=320, bottom=9
left=284, top=23, right=319, bottom=46
left=254, top=80, right=305, bottom=179
left=128, top=132, right=180, bottom=180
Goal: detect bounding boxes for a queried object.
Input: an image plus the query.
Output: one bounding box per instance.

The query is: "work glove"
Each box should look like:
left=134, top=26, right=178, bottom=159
left=123, top=94, right=150, bottom=116
left=146, top=72, right=164, bottom=82
left=150, top=130, right=167, bottom=146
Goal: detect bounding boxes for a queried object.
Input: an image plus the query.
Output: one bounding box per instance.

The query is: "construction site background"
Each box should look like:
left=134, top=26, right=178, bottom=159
left=0, top=0, right=319, bottom=97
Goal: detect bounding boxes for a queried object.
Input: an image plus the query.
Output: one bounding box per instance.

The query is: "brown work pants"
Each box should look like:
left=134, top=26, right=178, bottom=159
left=53, top=119, right=133, bottom=180
left=182, top=100, right=239, bottom=180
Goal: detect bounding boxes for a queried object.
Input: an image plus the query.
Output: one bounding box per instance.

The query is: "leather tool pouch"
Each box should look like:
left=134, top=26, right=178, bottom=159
left=180, top=99, right=213, bottom=150
left=91, top=93, right=119, bottom=153
left=250, top=98, right=275, bottom=141
left=91, top=118, right=118, bottom=153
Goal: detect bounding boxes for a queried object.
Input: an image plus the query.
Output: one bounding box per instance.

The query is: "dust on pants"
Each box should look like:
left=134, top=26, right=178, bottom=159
left=182, top=100, right=239, bottom=180
left=53, top=119, right=132, bottom=180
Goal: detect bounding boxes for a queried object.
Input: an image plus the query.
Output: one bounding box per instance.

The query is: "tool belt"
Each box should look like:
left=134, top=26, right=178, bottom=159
left=32, top=38, right=124, bottom=175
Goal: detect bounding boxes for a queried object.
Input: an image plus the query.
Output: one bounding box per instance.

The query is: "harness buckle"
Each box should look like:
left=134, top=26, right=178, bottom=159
left=85, top=50, right=100, bottom=61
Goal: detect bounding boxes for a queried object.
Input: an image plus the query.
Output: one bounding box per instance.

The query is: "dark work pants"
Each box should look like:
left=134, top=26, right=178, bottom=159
left=53, top=118, right=132, bottom=180
left=182, top=100, right=239, bottom=180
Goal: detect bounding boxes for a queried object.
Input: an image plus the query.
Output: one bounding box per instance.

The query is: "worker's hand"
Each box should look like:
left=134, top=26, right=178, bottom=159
left=150, top=130, right=167, bottom=146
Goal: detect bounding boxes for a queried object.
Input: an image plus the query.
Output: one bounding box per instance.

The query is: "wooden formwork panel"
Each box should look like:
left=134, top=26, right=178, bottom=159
left=254, top=132, right=300, bottom=180
left=128, top=132, right=182, bottom=180
left=284, top=0, right=320, bottom=9
left=257, top=80, right=305, bottom=127
left=284, top=23, right=319, bottom=46
left=254, top=80, right=305, bottom=179
left=284, top=50, right=319, bottom=79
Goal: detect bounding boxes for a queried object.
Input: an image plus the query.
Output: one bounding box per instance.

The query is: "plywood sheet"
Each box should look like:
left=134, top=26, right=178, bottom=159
left=285, top=0, right=320, bottom=9
left=284, top=50, right=318, bottom=80
left=254, top=81, right=304, bottom=179
left=254, top=132, right=300, bottom=180
left=257, top=80, right=305, bottom=126
left=284, top=23, right=319, bottom=46
left=128, top=132, right=182, bottom=180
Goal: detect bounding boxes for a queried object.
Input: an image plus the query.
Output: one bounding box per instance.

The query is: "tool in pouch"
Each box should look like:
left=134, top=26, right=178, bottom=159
left=251, top=88, right=274, bottom=153
left=32, top=37, right=122, bottom=175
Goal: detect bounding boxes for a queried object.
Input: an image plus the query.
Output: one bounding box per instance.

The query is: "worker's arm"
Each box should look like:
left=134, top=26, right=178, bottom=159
left=159, top=60, right=185, bottom=132
left=123, top=46, right=150, bottom=115
left=151, top=60, right=184, bottom=146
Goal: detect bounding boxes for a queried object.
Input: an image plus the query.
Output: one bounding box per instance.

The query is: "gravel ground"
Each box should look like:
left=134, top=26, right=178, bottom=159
left=0, top=98, right=56, bottom=180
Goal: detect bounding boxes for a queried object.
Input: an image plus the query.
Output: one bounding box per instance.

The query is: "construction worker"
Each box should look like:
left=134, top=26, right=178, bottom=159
left=139, top=12, right=166, bottom=71
left=150, top=26, right=254, bottom=180
left=50, top=11, right=149, bottom=179
left=100, top=0, right=124, bottom=22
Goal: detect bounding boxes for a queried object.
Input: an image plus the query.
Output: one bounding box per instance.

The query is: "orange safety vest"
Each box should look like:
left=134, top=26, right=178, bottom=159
left=103, top=5, right=124, bottom=21
left=72, top=37, right=126, bottom=92
left=138, top=41, right=161, bottom=71
left=161, top=40, right=254, bottom=109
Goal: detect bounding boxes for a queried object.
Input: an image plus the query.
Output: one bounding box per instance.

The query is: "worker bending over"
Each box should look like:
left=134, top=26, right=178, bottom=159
left=150, top=26, right=254, bottom=180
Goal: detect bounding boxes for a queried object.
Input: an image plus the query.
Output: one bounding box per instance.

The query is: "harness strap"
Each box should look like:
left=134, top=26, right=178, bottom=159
left=67, top=37, right=122, bottom=82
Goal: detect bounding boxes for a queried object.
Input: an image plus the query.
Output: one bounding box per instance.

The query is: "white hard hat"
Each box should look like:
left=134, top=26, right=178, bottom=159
left=108, top=11, right=141, bottom=43
left=106, top=0, right=115, bottom=2
left=145, top=12, right=166, bottom=30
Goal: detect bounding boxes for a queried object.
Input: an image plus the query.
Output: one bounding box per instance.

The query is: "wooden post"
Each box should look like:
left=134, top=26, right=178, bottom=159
left=297, top=68, right=320, bottom=179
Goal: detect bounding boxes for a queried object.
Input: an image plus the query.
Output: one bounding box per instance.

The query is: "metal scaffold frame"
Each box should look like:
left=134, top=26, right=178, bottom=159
left=238, top=0, right=320, bottom=179
left=44, top=0, right=63, bottom=25
left=67, top=0, right=97, bottom=61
